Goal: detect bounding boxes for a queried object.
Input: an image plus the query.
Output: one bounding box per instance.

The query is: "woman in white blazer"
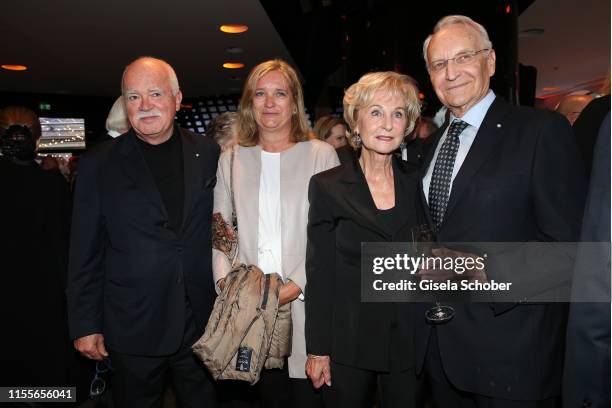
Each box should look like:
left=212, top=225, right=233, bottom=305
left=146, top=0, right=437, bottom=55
left=212, top=59, right=339, bottom=408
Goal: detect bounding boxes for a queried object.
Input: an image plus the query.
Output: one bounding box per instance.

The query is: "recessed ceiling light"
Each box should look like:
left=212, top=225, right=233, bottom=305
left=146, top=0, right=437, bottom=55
left=2, top=64, right=27, bottom=71
left=220, top=24, right=248, bottom=34
left=223, top=62, right=245, bottom=69
left=226, top=47, right=244, bottom=54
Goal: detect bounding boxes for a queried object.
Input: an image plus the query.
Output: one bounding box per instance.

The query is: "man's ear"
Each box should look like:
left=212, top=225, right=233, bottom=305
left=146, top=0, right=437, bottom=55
left=175, top=90, right=183, bottom=111
left=487, top=49, right=496, bottom=78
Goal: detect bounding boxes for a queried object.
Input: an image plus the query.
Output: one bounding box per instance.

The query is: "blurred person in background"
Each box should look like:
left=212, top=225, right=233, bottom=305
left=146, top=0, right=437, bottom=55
left=313, top=115, right=348, bottom=149
left=402, top=116, right=438, bottom=169
left=40, top=154, right=61, bottom=171
left=572, top=71, right=611, bottom=177
left=106, top=95, right=130, bottom=138
left=0, top=106, right=81, bottom=396
left=555, top=94, right=594, bottom=125
left=313, top=115, right=354, bottom=165
left=207, top=111, right=238, bottom=152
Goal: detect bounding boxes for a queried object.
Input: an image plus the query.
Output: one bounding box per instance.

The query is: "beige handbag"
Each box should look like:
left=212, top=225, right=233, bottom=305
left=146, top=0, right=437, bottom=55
left=192, top=147, right=292, bottom=383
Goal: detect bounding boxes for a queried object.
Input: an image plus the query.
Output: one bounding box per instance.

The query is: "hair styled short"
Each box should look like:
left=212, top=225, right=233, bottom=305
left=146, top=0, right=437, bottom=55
left=237, top=59, right=310, bottom=146
left=343, top=71, right=420, bottom=148
left=0, top=106, right=42, bottom=140
left=313, top=115, right=346, bottom=141
left=422, top=15, right=492, bottom=68
left=105, top=96, right=130, bottom=134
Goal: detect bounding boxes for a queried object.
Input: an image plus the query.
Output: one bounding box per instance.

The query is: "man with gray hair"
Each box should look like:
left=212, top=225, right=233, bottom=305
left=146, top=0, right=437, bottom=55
left=417, top=15, right=585, bottom=407
left=67, top=56, right=220, bottom=407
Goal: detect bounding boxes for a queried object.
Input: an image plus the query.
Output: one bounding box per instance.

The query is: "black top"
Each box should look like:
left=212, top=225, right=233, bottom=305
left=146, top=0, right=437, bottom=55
left=377, top=205, right=401, bottom=236
left=137, top=127, right=185, bottom=234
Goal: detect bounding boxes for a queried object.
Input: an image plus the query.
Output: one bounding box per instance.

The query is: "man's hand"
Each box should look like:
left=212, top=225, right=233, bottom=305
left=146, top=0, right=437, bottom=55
left=306, top=355, right=332, bottom=389
left=279, top=280, right=301, bottom=306
left=74, top=333, right=108, bottom=361
left=419, top=247, right=488, bottom=283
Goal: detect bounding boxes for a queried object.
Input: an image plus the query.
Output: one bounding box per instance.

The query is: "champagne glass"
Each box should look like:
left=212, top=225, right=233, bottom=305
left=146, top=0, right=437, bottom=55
left=411, top=224, right=455, bottom=324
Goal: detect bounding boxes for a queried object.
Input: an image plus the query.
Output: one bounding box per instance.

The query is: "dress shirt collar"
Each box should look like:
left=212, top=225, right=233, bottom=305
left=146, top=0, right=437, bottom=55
left=449, top=90, right=496, bottom=130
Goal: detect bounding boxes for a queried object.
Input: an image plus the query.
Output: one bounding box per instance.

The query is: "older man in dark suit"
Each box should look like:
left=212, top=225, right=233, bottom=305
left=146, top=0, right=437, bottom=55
left=416, top=15, right=586, bottom=407
left=67, top=57, right=219, bottom=407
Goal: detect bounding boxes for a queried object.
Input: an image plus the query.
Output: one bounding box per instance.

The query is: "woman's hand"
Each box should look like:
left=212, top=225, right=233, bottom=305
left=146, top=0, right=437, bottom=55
left=306, top=354, right=332, bottom=388
left=279, top=280, right=301, bottom=306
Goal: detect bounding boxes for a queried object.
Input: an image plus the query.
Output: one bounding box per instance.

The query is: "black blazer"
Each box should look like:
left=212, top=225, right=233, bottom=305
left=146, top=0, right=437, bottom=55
left=305, top=155, right=422, bottom=371
left=67, top=127, right=220, bottom=356
left=416, top=98, right=586, bottom=399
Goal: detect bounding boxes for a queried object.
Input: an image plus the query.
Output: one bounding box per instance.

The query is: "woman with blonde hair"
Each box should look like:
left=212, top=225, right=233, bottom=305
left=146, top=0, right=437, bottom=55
left=305, top=71, right=421, bottom=407
left=212, top=59, right=339, bottom=407
left=313, top=115, right=348, bottom=149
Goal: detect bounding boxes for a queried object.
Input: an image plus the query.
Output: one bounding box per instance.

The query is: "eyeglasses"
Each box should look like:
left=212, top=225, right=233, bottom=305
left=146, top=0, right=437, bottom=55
left=428, top=49, right=491, bottom=73
left=89, top=358, right=112, bottom=399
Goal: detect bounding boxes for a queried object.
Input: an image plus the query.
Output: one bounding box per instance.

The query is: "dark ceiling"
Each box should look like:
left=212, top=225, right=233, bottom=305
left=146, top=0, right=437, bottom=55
left=1, top=0, right=609, bottom=117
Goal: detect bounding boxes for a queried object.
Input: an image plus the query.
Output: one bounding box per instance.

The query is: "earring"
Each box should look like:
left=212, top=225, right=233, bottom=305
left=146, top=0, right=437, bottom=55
left=399, top=140, right=407, bottom=150
left=352, top=132, right=362, bottom=146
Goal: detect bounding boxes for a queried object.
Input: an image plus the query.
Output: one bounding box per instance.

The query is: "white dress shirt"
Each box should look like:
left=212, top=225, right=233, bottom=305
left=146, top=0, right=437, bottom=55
left=257, top=150, right=283, bottom=279
left=423, top=91, right=496, bottom=202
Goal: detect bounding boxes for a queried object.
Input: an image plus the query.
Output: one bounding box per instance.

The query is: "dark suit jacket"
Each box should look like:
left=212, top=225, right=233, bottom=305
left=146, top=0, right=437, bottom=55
left=564, top=112, right=611, bottom=408
left=335, top=143, right=356, bottom=165
left=67, top=126, right=219, bottom=356
left=417, top=98, right=586, bottom=400
left=305, top=157, right=422, bottom=371
left=573, top=94, right=610, bottom=177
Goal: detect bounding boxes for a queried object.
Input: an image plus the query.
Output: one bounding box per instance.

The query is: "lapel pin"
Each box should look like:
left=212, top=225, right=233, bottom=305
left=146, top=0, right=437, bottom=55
left=496, top=123, right=502, bottom=128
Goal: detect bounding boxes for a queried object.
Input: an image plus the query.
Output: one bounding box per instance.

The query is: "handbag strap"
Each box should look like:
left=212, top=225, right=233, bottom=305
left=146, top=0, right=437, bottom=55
left=229, top=147, right=239, bottom=265
left=230, top=146, right=237, bottom=228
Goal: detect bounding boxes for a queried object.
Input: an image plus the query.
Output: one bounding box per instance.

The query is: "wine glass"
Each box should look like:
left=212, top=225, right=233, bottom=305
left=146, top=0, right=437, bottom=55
left=411, top=224, right=455, bottom=324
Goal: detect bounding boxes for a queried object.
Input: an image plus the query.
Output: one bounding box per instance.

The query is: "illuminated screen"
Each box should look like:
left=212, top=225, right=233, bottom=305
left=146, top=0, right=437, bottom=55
left=39, top=117, right=86, bottom=150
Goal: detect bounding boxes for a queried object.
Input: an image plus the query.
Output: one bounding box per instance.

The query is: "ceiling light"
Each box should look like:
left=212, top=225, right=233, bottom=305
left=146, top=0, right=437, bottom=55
left=223, top=62, right=245, bottom=69
left=2, top=64, right=27, bottom=71
left=220, top=24, right=249, bottom=34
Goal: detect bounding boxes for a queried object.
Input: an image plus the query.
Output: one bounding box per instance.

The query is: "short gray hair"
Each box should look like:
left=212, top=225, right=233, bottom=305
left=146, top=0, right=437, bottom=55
left=422, top=15, right=492, bottom=68
left=121, top=56, right=180, bottom=96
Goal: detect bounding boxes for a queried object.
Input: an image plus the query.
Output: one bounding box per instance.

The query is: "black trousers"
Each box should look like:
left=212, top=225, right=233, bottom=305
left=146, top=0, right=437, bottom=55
left=109, top=304, right=217, bottom=408
left=422, top=328, right=559, bottom=408
left=322, top=361, right=416, bottom=408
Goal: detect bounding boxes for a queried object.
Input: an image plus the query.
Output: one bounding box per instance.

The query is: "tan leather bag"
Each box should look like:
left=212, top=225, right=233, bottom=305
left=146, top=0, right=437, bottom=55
left=192, top=264, right=291, bottom=384
left=193, top=148, right=291, bottom=383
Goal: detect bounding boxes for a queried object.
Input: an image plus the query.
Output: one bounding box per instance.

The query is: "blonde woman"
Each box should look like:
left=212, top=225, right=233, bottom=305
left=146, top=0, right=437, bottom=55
left=305, top=71, right=421, bottom=407
left=213, top=59, right=339, bottom=407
